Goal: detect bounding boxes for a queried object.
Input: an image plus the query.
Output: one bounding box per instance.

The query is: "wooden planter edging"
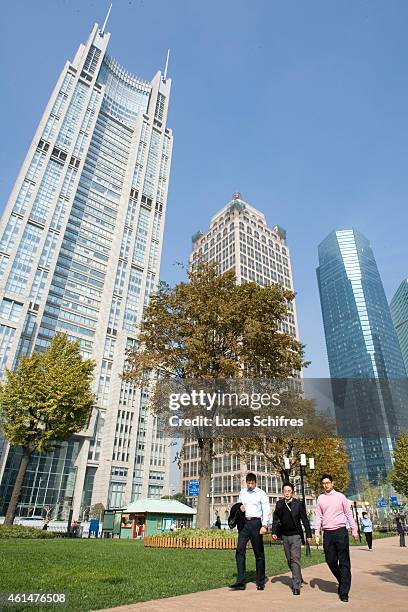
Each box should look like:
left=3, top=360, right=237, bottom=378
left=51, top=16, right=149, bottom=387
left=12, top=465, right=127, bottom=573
left=144, top=536, right=238, bottom=549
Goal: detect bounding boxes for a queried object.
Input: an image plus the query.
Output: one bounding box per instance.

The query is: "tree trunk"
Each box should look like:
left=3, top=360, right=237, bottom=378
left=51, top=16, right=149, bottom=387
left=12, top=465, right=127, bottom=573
left=4, top=446, right=33, bottom=525
left=196, top=439, right=212, bottom=529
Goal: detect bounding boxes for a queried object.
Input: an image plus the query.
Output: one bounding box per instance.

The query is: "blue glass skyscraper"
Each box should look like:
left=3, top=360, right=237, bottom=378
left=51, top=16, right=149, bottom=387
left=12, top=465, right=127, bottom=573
left=317, top=229, right=407, bottom=492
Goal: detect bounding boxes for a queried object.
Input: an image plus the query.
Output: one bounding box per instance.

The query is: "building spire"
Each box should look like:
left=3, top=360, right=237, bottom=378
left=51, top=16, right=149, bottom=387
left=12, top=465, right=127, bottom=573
left=163, top=49, right=170, bottom=81
left=101, top=3, right=112, bottom=34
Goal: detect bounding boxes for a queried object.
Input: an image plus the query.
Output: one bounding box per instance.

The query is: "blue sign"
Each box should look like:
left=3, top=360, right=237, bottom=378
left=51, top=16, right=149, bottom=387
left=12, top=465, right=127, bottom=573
left=390, top=496, right=398, bottom=507
left=188, top=479, right=199, bottom=497
left=377, top=499, right=386, bottom=508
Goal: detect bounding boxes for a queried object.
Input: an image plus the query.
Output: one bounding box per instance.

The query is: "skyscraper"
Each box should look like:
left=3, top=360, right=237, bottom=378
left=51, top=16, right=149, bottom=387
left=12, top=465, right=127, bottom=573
left=317, top=229, right=406, bottom=492
left=0, top=18, right=173, bottom=519
left=181, top=194, right=314, bottom=521
left=390, top=280, right=408, bottom=376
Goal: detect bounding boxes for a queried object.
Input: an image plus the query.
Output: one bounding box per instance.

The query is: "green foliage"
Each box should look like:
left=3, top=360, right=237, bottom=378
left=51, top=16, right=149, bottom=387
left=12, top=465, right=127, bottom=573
left=161, top=492, right=189, bottom=505
left=231, top=435, right=350, bottom=495
left=89, top=503, right=105, bottom=519
left=0, top=525, right=56, bottom=539
left=125, top=263, right=307, bottom=383
left=389, top=433, right=408, bottom=497
left=0, top=333, right=95, bottom=453
left=154, top=528, right=237, bottom=541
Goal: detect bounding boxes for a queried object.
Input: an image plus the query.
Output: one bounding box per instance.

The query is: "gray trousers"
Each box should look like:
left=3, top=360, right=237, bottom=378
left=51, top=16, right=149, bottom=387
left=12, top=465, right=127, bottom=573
left=283, top=534, right=302, bottom=589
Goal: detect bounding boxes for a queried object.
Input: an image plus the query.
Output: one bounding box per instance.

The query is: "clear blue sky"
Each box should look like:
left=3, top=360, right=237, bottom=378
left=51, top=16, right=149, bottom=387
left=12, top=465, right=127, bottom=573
left=1, top=0, right=408, bottom=377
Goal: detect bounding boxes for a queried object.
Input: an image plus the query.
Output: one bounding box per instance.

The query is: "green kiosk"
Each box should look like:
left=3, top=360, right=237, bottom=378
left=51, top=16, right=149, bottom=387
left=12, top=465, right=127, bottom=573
left=119, top=498, right=196, bottom=539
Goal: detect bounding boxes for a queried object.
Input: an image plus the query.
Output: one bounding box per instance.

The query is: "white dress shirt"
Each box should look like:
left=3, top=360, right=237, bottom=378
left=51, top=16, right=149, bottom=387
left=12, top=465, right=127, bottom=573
left=238, top=486, right=270, bottom=527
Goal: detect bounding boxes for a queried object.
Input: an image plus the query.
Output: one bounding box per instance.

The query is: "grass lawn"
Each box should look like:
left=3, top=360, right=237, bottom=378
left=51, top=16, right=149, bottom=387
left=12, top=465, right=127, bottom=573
left=0, top=539, right=324, bottom=611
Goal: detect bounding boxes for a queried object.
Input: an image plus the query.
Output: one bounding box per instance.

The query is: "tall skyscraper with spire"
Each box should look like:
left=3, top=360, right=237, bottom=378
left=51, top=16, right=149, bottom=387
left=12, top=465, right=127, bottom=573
left=317, top=229, right=406, bottom=493
left=0, top=16, right=173, bottom=519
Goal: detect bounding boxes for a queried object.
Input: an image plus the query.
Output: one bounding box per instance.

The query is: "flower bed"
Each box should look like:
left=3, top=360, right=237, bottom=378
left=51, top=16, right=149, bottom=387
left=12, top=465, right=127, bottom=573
left=144, top=528, right=236, bottom=548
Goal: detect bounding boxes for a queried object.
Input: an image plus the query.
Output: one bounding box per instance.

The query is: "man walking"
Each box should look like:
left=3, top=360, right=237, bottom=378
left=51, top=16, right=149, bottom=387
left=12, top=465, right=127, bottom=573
left=271, top=482, right=312, bottom=595
left=396, top=515, right=406, bottom=547
left=229, top=472, right=269, bottom=591
left=315, top=474, right=358, bottom=603
left=361, top=511, right=373, bottom=550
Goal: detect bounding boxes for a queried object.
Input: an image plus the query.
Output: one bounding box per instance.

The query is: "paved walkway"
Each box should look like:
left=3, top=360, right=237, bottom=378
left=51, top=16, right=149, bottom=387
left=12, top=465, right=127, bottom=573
left=96, top=537, right=407, bottom=612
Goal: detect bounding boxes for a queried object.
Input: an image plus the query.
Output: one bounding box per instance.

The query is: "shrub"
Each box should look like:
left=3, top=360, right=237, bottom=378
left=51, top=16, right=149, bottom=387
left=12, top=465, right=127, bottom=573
left=153, top=528, right=237, bottom=542
left=0, top=525, right=57, bottom=539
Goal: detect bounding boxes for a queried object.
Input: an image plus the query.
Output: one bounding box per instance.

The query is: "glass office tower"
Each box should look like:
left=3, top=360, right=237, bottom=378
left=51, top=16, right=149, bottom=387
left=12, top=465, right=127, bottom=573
left=317, top=229, right=406, bottom=493
left=0, top=21, right=173, bottom=518
left=390, top=280, right=408, bottom=376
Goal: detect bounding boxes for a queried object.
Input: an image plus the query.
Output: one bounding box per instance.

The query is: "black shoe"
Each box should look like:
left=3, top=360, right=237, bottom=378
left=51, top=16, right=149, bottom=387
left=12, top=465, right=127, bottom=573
left=293, top=588, right=300, bottom=595
left=229, top=582, right=246, bottom=590
left=339, top=594, right=349, bottom=602
left=256, top=584, right=265, bottom=591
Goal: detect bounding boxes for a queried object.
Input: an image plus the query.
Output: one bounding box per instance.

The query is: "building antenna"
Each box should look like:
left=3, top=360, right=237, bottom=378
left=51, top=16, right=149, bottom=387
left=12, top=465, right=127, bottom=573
left=163, top=49, right=170, bottom=81
left=101, top=3, right=113, bottom=34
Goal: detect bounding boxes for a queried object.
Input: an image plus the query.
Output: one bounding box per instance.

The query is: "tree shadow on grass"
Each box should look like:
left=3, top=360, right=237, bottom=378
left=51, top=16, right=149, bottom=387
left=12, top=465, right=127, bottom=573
left=369, top=564, right=408, bottom=587
left=309, top=578, right=338, bottom=593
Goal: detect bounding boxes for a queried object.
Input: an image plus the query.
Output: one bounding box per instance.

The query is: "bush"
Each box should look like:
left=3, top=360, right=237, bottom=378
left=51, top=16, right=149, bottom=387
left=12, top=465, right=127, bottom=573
left=153, top=528, right=237, bottom=541
left=0, top=525, right=57, bottom=539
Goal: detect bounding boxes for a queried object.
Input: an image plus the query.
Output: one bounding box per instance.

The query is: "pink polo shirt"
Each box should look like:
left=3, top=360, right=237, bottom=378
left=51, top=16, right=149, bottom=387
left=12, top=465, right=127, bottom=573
left=314, top=489, right=358, bottom=537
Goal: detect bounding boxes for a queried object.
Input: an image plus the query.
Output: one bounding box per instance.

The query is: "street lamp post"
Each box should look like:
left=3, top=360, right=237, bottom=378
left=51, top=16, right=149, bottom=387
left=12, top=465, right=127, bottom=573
left=300, top=454, right=315, bottom=557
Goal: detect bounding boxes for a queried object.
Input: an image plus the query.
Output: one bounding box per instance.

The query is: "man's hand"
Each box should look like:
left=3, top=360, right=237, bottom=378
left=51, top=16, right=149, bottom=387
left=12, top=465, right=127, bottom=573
left=307, top=537, right=312, bottom=543
left=315, top=535, right=320, bottom=545
left=240, top=505, right=245, bottom=513
left=352, top=534, right=359, bottom=541
left=260, top=526, right=267, bottom=535
left=272, top=534, right=278, bottom=540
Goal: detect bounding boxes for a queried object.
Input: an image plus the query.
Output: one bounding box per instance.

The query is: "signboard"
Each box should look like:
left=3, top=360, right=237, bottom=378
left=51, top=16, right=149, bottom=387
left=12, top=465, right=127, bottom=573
left=377, top=499, right=386, bottom=508
left=188, top=479, right=199, bottom=497
left=390, top=496, right=398, bottom=507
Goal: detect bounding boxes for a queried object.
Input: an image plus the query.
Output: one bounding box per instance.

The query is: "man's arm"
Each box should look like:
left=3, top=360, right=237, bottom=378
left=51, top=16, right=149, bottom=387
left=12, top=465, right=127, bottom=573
left=261, top=491, right=269, bottom=528
left=271, top=503, right=281, bottom=535
left=299, top=501, right=312, bottom=539
left=342, top=495, right=358, bottom=537
left=314, top=497, right=323, bottom=539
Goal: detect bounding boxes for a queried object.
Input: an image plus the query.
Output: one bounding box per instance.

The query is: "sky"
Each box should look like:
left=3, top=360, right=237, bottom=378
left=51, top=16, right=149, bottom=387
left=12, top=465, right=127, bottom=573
left=1, top=0, right=408, bottom=379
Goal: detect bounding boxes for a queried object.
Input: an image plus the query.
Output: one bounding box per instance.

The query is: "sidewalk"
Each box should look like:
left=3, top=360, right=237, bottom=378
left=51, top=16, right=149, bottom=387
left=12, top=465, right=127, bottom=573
left=96, top=537, right=407, bottom=612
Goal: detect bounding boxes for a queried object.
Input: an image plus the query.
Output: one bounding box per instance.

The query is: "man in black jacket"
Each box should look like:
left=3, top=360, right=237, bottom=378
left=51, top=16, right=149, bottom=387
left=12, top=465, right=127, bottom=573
left=272, top=482, right=312, bottom=595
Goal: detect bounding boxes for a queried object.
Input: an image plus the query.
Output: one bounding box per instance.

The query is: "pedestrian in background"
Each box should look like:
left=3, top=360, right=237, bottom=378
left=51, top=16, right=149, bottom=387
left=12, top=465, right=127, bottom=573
left=361, top=512, right=373, bottom=550
left=396, top=516, right=406, bottom=547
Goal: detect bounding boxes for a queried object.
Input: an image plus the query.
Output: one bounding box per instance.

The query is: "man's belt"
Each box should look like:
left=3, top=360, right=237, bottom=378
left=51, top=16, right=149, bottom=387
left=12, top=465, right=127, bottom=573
left=246, top=517, right=261, bottom=520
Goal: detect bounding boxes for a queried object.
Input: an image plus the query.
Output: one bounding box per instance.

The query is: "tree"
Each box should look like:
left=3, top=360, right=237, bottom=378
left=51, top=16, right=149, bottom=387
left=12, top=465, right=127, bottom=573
left=161, top=492, right=189, bottom=506
left=125, top=263, right=306, bottom=527
left=0, top=334, right=95, bottom=524
left=390, top=433, right=408, bottom=498
left=89, top=503, right=105, bottom=521
left=231, top=425, right=350, bottom=496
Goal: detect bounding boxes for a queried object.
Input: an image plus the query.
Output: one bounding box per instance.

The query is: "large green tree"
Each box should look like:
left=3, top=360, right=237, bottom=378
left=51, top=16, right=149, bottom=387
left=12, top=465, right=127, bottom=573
left=390, top=433, right=408, bottom=498
left=125, top=263, right=306, bottom=527
left=0, top=334, right=95, bottom=524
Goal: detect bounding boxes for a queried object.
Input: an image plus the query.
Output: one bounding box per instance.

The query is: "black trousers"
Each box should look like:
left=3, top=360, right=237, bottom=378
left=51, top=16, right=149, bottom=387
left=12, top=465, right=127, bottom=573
left=236, top=518, right=265, bottom=586
left=323, top=528, right=351, bottom=597
left=365, top=532, right=373, bottom=549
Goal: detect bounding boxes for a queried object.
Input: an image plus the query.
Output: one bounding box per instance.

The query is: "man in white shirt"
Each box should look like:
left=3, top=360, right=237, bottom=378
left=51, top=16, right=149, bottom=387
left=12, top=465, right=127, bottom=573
left=229, top=472, right=269, bottom=591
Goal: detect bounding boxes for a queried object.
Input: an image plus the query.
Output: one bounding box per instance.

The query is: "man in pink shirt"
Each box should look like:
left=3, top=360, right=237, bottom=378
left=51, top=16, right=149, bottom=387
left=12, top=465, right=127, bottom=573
left=315, top=474, right=358, bottom=603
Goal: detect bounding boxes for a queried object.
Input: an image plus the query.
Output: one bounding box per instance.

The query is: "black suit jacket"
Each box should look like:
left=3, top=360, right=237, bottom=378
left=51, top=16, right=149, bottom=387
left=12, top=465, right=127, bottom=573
left=272, top=498, right=312, bottom=545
